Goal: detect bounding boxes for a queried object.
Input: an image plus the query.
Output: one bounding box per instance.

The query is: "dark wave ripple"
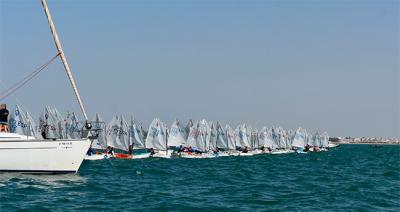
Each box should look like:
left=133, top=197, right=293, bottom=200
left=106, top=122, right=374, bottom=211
left=1, top=145, right=399, bottom=211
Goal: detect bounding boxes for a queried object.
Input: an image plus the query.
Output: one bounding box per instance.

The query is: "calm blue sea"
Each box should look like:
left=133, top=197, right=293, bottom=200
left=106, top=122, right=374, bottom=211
left=1, top=145, right=399, bottom=211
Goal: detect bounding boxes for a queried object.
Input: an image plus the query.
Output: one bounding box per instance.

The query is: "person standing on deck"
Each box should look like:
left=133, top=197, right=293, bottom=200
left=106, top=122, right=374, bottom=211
left=0, top=104, right=10, bottom=133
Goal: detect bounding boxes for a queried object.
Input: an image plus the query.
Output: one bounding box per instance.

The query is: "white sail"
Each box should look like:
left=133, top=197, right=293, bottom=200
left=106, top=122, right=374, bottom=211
left=258, top=127, right=268, bottom=147
left=39, top=106, right=59, bottom=139
left=288, top=129, right=295, bottom=145
left=209, top=122, right=217, bottom=150
left=292, top=128, right=306, bottom=148
left=235, top=124, right=251, bottom=148
left=250, top=128, right=259, bottom=149
left=199, top=119, right=211, bottom=152
left=186, top=121, right=203, bottom=150
left=8, top=105, right=38, bottom=138
left=168, top=119, right=187, bottom=147
left=65, top=112, right=81, bottom=139
left=50, top=106, right=66, bottom=139
left=145, top=118, right=167, bottom=151
left=306, top=132, right=312, bottom=146
left=282, top=129, right=292, bottom=149
left=277, top=127, right=289, bottom=149
left=225, top=125, right=236, bottom=150
left=129, top=116, right=146, bottom=149
left=9, top=105, right=27, bottom=135
left=258, top=127, right=275, bottom=149
left=321, top=132, right=329, bottom=147
left=271, top=127, right=281, bottom=149
left=309, top=132, right=319, bottom=147
left=91, top=113, right=106, bottom=149
left=216, top=122, right=228, bottom=149
left=185, top=119, right=193, bottom=139
left=315, top=132, right=323, bottom=147
left=106, top=116, right=130, bottom=151
left=24, top=110, right=39, bottom=138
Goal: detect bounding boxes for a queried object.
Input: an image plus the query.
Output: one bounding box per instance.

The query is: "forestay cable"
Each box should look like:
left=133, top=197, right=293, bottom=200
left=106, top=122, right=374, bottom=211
left=0, top=53, right=60, bottom=101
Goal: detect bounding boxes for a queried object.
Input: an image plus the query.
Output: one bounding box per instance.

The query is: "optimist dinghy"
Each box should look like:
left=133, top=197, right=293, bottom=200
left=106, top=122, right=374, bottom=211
left=132, top=152, right=152, bottom=159
left=296, top=148, right=308, bottom=154
left=179, top=152, right=202, bottom=158
left=270, top=149, right=295, bottom=154
left=228, top=150, right=240, bottom=156
left=85, top=114, right=111, bottom=160
left=328, top=143, right=339, bottom=148
left=151, top=150, right=173, bottom=158
left=145, top=118, right=172, bottom=158
left=179, top=151, right=217, bottom=159
left=216, top=151, right=230, bottom=157
left=239, top=151, right=254, bottom=156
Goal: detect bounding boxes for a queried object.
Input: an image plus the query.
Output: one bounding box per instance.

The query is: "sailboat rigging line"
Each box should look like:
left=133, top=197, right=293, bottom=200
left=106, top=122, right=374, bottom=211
left=0, top=53, right=61, bottom=101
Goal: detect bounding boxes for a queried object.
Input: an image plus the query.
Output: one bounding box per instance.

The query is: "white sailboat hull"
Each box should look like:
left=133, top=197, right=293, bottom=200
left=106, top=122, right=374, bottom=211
left=328, top=143, right=339, bottom=148
left=217, top=151, right=230, bottom=157
left=228, top=151, right=240, bottom=156
left=179, top=152, right=217, bottom=158
left=250, top=149, right=264, bottom=155
left=152, top=150, right=172, bottom=158
left=132, top=152, right=151, bottom=159
left=270, top=149, right=295, bottom=154
left=0, top=137, right=90, bottom=174
left=239, top=152, right=254, bottom=156
left=85, top=153, right=112, bottom=160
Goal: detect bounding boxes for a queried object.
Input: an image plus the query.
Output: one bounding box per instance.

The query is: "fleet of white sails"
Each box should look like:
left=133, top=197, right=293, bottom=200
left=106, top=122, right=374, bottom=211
left=8, top=104, right=336, bottom=160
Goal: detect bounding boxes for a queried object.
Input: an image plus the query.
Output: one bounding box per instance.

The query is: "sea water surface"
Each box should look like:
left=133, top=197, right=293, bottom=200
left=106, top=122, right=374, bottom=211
left=1, top=145, right=399, bottom=211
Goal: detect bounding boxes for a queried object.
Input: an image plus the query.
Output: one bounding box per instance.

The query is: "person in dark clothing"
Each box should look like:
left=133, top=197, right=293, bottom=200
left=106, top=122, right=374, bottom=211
left=0, top=104, right=9, bottom=123
left=177, top=145, right=183, bottom=153
left=87, top=147, right=95, bottom=156
left=149, top=148, right=155, bottom=156
left=0, top=104, right=9, bottom=132
left=41, top=130, right=47, bottom=139
left=104, top=146, right=114, bottom=156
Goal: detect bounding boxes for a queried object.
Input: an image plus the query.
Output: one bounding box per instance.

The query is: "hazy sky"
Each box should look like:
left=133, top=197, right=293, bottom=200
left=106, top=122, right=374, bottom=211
left=0, top=0, right=399, bottom=138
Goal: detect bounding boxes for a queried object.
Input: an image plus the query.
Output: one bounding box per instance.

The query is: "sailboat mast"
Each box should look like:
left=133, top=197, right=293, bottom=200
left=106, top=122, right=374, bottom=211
left=165, top=128, right=168, bottom=155
left=41, top=0, right=88, bottom=121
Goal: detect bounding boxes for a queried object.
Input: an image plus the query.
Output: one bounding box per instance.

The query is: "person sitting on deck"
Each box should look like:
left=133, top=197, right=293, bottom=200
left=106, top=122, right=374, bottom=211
left=149, top=148, right=155, bottom=156
left=177, top=145, right=183, bottom=153
left=87, top=147, right=95, bottom=156
left=105, top=146, right=114, bottom=155
left=0, top=104, right=10, bottom=133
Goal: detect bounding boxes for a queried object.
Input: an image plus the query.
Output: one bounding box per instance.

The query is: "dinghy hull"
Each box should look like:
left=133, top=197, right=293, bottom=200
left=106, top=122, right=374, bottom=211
left=85, top=153, right=112, bottom=160
left=271, top=149, right=295, bottom=154
left=151, top=150, right=172, bottom=158
left=179, top=152, right=217, bottom=158
left=132, top=152, right=151, bottom=159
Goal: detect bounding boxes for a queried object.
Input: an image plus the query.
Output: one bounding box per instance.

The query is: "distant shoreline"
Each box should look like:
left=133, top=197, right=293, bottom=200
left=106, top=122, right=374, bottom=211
left=332, top=141, right=400, bottom=145
left=330, top=137, right=399, bottom=145
left=335, top=142, right=399, bottom=145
